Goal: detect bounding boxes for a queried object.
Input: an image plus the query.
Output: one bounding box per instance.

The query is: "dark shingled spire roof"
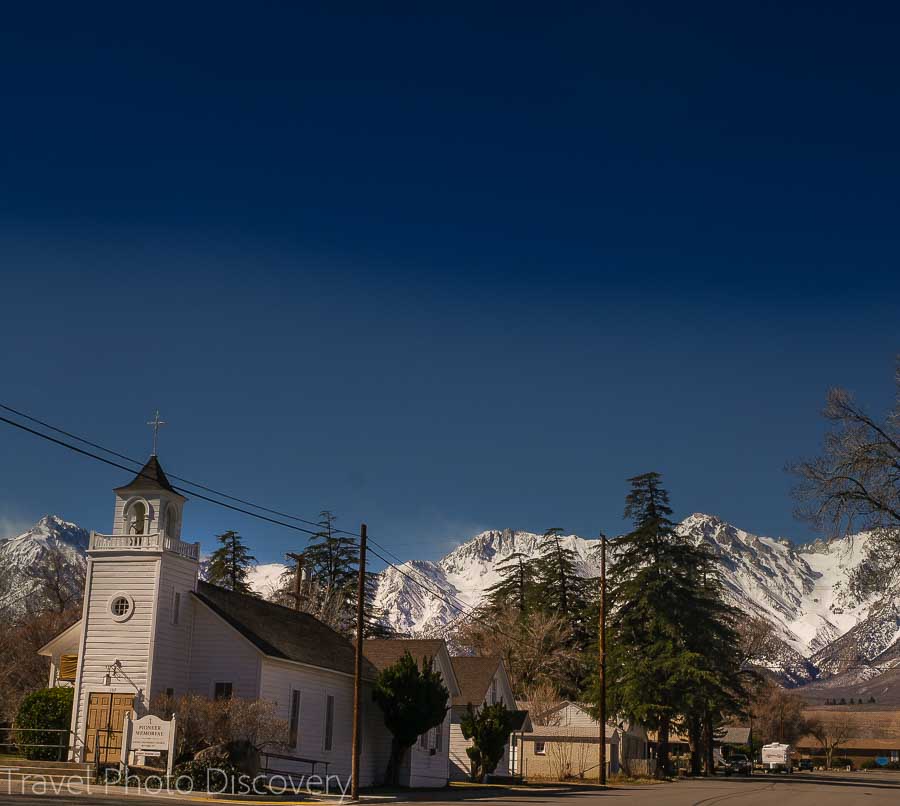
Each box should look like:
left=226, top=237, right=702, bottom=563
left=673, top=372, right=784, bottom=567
left=114, top=455, right=178, bottom=494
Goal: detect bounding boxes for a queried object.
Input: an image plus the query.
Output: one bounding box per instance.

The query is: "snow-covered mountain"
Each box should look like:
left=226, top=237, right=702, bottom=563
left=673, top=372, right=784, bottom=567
left=0, top=515, right=89, bottom=615
left=369, top=514, right=897, bottom=686
left=2, top=512, right=896, bottom=689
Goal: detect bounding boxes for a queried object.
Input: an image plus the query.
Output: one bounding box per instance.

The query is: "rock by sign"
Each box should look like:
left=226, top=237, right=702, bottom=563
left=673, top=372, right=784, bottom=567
left=131, top=715, right=170, bottom=751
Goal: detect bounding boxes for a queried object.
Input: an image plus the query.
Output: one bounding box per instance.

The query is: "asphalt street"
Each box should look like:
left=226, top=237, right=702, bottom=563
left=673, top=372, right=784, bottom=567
left=0, top=772, right=898, bottom=806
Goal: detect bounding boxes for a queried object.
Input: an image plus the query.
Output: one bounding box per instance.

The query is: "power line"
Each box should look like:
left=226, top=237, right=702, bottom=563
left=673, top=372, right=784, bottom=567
left=0, top=404, right=482, bottom=605
left=366, top=534, right=482, bottom=621
left=0, top=406, right=509, bottom=638
left=0, top=414, right=320, bottom=538
left=0, top=403, right=437, bottom=568
left=365, top=544, right=514, bottom=641
left=0, top=403, right=329, bottom=532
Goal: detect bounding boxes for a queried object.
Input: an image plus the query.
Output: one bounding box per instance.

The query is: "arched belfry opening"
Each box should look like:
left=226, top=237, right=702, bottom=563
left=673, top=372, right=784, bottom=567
left=126, top=500, right=148, bottom=535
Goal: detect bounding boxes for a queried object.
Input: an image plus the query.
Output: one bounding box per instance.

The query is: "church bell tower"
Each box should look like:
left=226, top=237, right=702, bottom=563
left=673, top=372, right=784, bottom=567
left=69, top=444, right=200, bottom=763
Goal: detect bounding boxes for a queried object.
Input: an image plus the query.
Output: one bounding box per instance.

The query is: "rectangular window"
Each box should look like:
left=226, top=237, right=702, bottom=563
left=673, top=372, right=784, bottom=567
left=171, top=591, right=181, bottom=625
left=323, top=694, right=335, bottom=751
left=420, top=731, right=428, bottom=749
left=434, top=723, right=443, bottom=751
left=535, top=741, right=546, bottom=755
left=289, top=690, right=302, bottom=747
left=214, top=682, right=233, bottom=700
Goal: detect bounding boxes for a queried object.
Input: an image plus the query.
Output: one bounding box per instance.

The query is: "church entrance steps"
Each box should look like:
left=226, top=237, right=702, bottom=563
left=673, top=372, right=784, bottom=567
left=0, top=757, right=96, bottom=784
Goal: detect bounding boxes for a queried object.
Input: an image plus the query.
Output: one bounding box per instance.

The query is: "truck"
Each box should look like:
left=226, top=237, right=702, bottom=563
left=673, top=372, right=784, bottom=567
left=761, top=743, right=793, bottom=773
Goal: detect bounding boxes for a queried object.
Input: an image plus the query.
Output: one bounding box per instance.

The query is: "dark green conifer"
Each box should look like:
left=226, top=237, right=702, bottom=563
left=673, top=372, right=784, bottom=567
left=485, top=551, right=539, bottom=616
left=601, top=472, right=723, bottom=778
left=207, top=530, right=256, bottom=593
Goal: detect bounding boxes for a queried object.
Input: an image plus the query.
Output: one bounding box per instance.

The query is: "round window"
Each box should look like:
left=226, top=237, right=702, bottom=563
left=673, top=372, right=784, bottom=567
left=108, top=592, right=134, bottom=622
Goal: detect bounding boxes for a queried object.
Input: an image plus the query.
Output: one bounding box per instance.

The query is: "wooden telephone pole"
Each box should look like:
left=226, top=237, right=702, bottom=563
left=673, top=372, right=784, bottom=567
left=350, top=523, right=367, bottom=801
left=286, top=552, right=305, bottom=611
left=598, top=531, right=607, bottom=786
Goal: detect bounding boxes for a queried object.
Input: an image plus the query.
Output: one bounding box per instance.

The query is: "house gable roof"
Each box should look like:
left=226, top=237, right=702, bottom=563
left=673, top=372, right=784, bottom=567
left=362, top=639, right=446, bottom=671
left=362, top=638, right=460, bottom=695
left=193, top=581, right=377, bottom=679
left=114, top=455, right=182, bottom=496
left=450, top=656, right=501, bottom=708
left=38, top=618, right=83, bottom=656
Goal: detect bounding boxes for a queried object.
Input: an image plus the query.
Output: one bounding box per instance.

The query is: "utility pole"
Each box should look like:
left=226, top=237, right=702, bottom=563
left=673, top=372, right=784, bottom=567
left=350, top=523, right=367, bottom=801
left=748, top=711, right=754, bottom=776
left=286, top=552, right=304, bottom=611
left=598, top=531, right=607, bottom=787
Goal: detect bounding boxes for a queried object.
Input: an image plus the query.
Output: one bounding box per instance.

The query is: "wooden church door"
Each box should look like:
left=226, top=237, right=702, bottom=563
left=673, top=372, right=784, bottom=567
left=84, top=693, right=134, bottom=763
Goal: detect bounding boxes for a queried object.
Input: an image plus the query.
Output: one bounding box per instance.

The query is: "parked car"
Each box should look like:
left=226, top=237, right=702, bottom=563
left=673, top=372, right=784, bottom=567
left=798, top=759, right=814, bottom=771
left=725, top=754, right=752, bottom=775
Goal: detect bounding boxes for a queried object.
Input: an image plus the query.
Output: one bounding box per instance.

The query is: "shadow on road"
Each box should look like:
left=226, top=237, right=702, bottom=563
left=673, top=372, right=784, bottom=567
left=387, top=772, right=900, bottom=802
left=681, top=771, right=900, bottom=792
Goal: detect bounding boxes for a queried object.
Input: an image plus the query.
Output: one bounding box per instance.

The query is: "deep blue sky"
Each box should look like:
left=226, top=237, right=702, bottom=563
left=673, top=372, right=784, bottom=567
left=1, top=2, right=898, bottom=563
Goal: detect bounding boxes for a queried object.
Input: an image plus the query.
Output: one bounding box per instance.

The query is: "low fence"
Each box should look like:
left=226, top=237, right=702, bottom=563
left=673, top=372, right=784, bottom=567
left=0, top=727, right=77, bottom=762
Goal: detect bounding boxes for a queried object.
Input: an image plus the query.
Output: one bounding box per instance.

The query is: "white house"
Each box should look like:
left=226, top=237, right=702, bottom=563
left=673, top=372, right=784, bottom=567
left=447, top=656, right=528, bottom=781
left=38, top=455, right=458, bottom=788
left=360, top=640, right=461, bottom=788
left=515, top=700, right=648, bottom=779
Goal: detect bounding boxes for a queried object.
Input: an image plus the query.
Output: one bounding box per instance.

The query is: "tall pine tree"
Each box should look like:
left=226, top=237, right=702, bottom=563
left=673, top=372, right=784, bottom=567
left=207, top=530, right=256, bottom=593
left=484, top=551, right=539, bottom=616
left=275, top=511, right=390, bottom=638
left=679, top=559, right=751, bottom=775
left=600, top=473, right=713, bottom=778
left=536, top=527, right=594, bottom=695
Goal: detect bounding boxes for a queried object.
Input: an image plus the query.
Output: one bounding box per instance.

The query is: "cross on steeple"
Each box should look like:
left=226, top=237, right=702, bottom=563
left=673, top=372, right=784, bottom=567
left=147, top=410, right=166, bottom=456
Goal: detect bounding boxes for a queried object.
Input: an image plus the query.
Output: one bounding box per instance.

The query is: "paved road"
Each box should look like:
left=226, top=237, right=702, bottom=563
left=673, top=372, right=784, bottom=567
left=0, top=772, right=898, bottom=806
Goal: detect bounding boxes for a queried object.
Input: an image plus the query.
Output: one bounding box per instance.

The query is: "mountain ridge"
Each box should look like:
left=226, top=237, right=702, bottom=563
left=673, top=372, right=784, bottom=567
left=2, top=512, right=897, bottom=693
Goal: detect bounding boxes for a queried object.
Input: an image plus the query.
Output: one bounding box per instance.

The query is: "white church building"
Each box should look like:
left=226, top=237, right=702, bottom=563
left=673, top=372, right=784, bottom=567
left=39, top=455, right=460, bottom=787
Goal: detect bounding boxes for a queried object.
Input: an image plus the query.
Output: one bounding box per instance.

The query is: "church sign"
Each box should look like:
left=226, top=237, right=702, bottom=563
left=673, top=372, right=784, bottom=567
left=131, top=715, right=170, bottom=751
left=123, top=713, right=177, bottom=775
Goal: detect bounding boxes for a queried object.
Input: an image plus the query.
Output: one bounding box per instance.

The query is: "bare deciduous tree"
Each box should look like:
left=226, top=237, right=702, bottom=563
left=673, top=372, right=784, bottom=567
left=150, top=692, right=288, bottom=762
left=522, top=680, right=563, bottom=727
left=791, top=366, right=900, bottom=599
left=808, top=712, right=856, bottom=769
left=452, top=608, right=580, bottom=696
left=23, top=548, right=85, bottom=615
left=0, top=608, right=80, bottom=722
left=750, top=682, right=810, bottom=746
left=737, top=616, right=775, bottom=666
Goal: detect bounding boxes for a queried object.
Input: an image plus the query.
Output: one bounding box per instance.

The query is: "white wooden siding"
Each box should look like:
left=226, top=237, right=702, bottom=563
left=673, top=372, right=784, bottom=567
left=148, top=554, right=198, bottom=699
left=556, top=702, right=597, bottom=727
left=259, top=657, right=394, bottom=787
left=72, top=556, right=161, bottom=757
left=449, top=665, right=515, bottom=781
left=187, top=600, right=261, bottom=699
left=403, top=708, right=451, bottom=787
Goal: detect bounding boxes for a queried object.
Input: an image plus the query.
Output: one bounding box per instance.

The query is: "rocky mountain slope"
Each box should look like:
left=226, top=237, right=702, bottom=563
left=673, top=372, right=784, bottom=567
left=0, top=516, right=88, bottom=615
left=2, top=512, right=897, bottom=691
left=369, top=514, right=898, bottom=687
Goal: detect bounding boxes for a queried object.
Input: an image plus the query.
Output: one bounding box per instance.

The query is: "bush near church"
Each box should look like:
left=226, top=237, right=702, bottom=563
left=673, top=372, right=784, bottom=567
left=173, top=749, right=240, bottom=793
left=15, top=687, right=74, bottom=760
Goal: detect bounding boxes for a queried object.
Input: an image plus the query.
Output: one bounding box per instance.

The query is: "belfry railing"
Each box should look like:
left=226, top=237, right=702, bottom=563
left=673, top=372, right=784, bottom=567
left=89, top=532, right=200, bottom=560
